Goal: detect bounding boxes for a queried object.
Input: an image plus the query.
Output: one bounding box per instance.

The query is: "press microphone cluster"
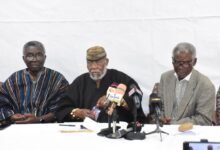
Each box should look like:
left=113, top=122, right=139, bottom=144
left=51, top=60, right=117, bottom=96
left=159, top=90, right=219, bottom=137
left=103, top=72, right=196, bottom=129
left=98, top=83, right=146, bottom=140
left=98, top=83, right=127, bottom=138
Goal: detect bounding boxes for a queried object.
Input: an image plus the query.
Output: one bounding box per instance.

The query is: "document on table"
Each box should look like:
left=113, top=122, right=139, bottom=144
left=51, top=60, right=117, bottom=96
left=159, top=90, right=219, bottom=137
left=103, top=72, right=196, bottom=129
left=59, top=123, right=93, bottom=133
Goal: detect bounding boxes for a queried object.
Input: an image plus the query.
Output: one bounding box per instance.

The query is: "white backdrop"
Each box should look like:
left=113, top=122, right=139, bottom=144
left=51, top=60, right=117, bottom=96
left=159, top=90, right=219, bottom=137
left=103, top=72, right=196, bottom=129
left=1, top=0, right=220, bottom=114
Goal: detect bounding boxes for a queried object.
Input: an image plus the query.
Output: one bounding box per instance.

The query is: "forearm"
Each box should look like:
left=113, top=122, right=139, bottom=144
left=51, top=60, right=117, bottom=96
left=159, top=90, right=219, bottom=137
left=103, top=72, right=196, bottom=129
left=172, top=113, right=213, bottom=125
left=40, top=112, right=56, bottom=123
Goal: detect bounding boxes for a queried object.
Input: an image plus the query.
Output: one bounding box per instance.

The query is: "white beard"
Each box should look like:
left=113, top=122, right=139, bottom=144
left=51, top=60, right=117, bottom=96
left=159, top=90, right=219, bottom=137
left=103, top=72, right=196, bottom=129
left=89, top=68, right=107, bottom=81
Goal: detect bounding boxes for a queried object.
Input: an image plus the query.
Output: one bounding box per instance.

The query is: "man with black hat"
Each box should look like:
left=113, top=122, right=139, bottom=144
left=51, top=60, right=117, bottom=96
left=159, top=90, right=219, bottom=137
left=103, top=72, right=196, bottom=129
left=56, top=46, right=145, bottom=123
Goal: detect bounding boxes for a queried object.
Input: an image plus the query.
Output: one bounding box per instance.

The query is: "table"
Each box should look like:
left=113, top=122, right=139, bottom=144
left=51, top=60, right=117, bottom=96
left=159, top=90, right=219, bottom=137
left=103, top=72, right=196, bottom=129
left=1, top=119, right=220, bottom=150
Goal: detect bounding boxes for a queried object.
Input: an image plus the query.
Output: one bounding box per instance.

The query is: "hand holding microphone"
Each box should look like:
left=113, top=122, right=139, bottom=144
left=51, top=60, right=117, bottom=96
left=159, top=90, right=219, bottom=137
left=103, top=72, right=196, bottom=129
left=96, top=95, right=108, bottom=109
left=96, top=83, right=118, bottom=109
left=107, top=83, right=127, bottom=116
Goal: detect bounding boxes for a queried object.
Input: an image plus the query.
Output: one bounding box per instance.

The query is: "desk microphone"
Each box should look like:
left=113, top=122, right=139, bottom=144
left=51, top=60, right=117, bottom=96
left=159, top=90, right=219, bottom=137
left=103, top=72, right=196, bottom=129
left=124, top=84, right=145, bottom=140
left=97, top=83, right=121, bottom=137
left=106, top=83, right=127, bottom=139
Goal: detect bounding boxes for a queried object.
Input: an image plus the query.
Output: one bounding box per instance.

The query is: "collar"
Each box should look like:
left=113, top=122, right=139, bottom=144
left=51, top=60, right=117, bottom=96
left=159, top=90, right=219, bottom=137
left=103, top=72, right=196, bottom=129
left=174, top=71, right=192, bottom=81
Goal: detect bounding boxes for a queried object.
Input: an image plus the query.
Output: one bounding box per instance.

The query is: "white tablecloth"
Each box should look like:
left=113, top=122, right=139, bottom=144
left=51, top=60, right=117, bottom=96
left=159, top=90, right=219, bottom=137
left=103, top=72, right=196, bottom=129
left=1, top=119, right=220, bottom=150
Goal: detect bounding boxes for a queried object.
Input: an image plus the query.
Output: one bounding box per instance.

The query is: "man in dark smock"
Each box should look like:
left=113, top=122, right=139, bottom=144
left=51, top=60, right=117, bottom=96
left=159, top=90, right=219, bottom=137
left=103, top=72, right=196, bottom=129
left=56, top=46, right=145, bottom=123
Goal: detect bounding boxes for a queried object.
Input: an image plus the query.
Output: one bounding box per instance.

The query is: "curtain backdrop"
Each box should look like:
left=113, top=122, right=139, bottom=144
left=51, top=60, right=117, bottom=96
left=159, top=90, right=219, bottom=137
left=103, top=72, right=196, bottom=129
left=1, top=0, right=220, bottom=114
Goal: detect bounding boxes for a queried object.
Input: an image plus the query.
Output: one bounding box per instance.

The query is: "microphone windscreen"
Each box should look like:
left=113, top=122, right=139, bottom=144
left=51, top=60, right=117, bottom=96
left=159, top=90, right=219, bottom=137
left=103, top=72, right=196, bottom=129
left=178, top=122, right=193, bottom=132
left=106, top=83, right=118, bottom=95
left=111, top=84, right=127, bottom=105
left=106, top=87, right=116, bottom=99
left=117, top=83, right=127, bottom=92
left=128, top=84, right=142, bottom=97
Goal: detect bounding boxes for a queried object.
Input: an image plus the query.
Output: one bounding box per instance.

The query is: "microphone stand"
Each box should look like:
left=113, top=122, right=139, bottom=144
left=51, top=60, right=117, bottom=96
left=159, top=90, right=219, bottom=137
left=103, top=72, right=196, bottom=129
left=145, top=106, right=168, bottom=141
left=107, top=107, right=121, bottom=139
left=124, top=103, right=146, bottom=140
left=97, top=105, right=120, bottom=137
left=97, top=110, right=117, bottom=136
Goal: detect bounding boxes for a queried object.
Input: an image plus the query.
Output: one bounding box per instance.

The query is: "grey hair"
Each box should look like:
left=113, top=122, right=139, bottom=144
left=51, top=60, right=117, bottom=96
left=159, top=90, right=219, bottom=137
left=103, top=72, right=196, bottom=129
left=23, top=41, right=45, bottom=55
left=172, top=42, right=196, bottom=59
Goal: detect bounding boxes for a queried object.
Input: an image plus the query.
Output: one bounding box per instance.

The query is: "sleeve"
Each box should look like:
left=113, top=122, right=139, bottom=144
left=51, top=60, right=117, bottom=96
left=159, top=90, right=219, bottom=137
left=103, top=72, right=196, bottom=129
left=0, top=79, right=16, bottom=121
left=47, top=74, right=69, bottom=113
left=55, top=77, right=81, bottom=122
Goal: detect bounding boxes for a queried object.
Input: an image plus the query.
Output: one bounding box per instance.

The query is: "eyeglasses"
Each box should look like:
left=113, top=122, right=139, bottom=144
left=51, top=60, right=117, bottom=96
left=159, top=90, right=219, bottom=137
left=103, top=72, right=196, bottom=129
left=24, top=53, right=45, bottom=61
left=87, top=58, right=106, bottom=66
left=173, top=59, right=193, bottom=67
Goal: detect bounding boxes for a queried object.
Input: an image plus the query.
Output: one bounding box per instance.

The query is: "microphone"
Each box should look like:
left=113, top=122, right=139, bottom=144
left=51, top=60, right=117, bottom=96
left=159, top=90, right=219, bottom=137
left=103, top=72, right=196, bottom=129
left=145, top=84, right=169, bottom=140
left=128, top=84, right=142, bottom=109
left=97, top=83, right=122, bottom=137
left=107, top=83, right=127, bottom=116
left=125, top=84, right=145, bottom=140
left=109, top=83, right=127, bottom=106
left=106, top=84, right=127, bottom=139
left=92, top=83, right=118, bottom=121
left=149, top=92, right=164, bottom=128
left=149, top=92, right=162, bottom=116
left=111, top=83, right=127, bottom=105
left=128, top=84, right=143, bottom=129
left=104, top=83, right=118, bottom=110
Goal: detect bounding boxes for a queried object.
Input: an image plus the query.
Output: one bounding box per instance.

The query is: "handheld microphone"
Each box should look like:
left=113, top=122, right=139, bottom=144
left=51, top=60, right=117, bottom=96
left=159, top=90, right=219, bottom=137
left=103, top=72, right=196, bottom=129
left=104, top=83, right=118, bottom=109
left=113, top=83, right=127, bottom=105
left=107, top=83, right=127, bottom=116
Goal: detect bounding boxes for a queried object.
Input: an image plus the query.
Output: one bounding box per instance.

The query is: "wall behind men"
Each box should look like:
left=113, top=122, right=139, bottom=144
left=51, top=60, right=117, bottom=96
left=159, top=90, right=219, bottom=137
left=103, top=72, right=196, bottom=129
left=0, top=0, right=220, bottom=115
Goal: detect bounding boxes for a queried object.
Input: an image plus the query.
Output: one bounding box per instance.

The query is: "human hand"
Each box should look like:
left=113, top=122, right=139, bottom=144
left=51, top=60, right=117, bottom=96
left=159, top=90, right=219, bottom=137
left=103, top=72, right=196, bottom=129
left=120, top=99, right=129, bottom=110
left=14, top=114, right=39, bottom=124
left=10, top=114, right=26, bottom=122
left=70, top=108, right=94, bottom=120
left=160, top=117, right=172, bottom=125
left=106, top=103, right=116, bottom=116
left=96, top=95, right=107, bottom=109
